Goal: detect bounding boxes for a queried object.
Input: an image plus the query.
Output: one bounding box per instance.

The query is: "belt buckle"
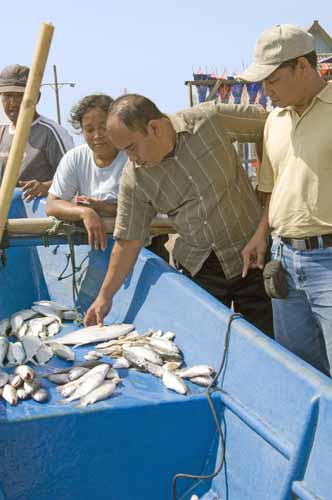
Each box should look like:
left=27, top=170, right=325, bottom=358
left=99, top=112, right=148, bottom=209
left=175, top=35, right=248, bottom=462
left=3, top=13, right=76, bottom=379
left=290, top=239, right=307, bottom=251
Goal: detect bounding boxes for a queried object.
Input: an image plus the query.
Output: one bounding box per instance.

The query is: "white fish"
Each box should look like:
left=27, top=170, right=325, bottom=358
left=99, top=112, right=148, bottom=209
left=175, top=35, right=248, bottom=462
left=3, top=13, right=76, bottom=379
left=163, top=361, right=182, bottom=372
left=47, top=373, right=71, bottom=385
left=60, top=366, right=109, bottom=403
left=2, top=384, right=18, bottom=405
left=50, top=324, right=134, bottom=346
left=0, top=371, right=9, bottom=387
left=76, top=380, right=118, bottom=408
left=84, top=350, right=103, bottom=361
left=6, top=343, right=16, bottom=366
left=177, top=365, right=215, bottom=379
left=0, top=319, right=10, bottom=337
left=63, top=310, right=82, bottom=321
left=58, top=364, right=111, bottom=397
left=34, top=344, right=54, bottom=365
left=162, top=370, right=188, bottom=395
left=12, top=341, right=26, bottom=364
left=123, top=346, right=163, bottom=365
left=96, top=345, right=122, bottom=356
left=146, top=362, right=163, bottom=378
left=47, top=322, right=61, bottom=337
left=113, top=357, right=131, bottom=369
left=68, top=366, right=90, bottom=381
left=163, top=331, right=176, bottom=341
left=17, top=387, right=29, bottom=400
left=10, top=309, right=37, bottom=333
left=11, top=374, right=23, bottom=389
left=16, top=322, right=29, bottom=339
left=148, top=337, right=181, bottom=355
left=15, top=365, right=35, bottom=382
left=33, top=300, right=69, bottom=312
left=0, top=336, right=9, bottom=366
left=190, top=376, right=215, bottom=387
left=24, top=379, right=41, bottom=396
left=32, top=387, right=49, bottom=403
left=32, top=304, right=63, bottom=324
left=49, top=342, right=75, bottom=361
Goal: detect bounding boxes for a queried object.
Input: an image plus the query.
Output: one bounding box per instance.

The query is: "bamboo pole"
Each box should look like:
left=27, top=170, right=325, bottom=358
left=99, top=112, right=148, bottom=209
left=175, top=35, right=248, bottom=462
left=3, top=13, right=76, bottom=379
left=6, top=217, right=176, bottom=237
left=0, top=22, right=54, bottom=242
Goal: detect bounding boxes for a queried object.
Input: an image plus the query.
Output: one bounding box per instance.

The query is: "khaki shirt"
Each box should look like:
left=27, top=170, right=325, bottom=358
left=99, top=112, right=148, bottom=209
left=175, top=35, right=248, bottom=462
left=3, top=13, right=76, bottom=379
left=259, top=82, right=332, bottom=238
left=114, top=101, right=267, bottom=279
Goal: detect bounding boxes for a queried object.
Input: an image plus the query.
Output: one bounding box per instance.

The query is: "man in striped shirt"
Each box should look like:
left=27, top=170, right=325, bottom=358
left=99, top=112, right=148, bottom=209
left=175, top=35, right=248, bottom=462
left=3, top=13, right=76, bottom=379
left=0, top=64, right=74, bottom=201
left=85, top=94, right=273, bottom=336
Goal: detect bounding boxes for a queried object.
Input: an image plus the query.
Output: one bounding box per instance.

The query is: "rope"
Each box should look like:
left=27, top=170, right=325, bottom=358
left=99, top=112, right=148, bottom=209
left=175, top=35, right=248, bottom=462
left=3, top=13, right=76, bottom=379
left=172, top=313, right=243, bottom=500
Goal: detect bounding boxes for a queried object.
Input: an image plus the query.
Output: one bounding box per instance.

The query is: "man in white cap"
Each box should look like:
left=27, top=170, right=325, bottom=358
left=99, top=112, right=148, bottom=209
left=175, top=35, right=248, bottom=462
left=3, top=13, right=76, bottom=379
left=240, top=24, right=332, bottom=376
left=0, top=64, right=74, bottom=201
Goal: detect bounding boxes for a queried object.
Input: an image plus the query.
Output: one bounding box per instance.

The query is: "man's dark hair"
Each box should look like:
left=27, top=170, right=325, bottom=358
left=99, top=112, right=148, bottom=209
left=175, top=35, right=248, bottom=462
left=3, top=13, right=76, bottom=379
left=108, top=94, right=166, bottom=134
left=278, top=51, right=318, bottom=71
left=69, top=93, right=114, bottom=132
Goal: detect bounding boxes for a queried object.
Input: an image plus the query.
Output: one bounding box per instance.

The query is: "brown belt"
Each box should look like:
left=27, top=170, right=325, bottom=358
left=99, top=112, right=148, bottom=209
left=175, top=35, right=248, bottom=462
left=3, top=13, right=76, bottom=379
left=280, top=234, right=332, bottom=250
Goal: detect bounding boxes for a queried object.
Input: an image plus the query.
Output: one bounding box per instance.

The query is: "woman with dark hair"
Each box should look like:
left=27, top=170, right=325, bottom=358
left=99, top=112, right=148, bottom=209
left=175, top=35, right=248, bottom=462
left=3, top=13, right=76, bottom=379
left=46, top=94, right=127, bottom=251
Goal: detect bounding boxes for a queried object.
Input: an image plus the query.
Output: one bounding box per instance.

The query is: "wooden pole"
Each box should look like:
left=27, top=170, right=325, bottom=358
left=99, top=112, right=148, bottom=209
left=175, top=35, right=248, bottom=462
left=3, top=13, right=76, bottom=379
left=0, top=22, right=54, bottom=243
left=6, top=216, right=176, bottom=237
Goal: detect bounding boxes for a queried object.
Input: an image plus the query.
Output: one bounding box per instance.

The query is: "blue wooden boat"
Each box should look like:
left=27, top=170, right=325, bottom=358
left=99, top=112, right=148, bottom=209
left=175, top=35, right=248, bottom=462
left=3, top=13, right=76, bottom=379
left=1, top=191, right=332, bottom=500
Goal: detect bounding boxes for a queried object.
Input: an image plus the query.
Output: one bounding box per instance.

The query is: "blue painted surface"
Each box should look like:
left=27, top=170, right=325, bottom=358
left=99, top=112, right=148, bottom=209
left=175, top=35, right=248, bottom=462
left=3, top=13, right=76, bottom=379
left=1, top=193, right=332, bottom=499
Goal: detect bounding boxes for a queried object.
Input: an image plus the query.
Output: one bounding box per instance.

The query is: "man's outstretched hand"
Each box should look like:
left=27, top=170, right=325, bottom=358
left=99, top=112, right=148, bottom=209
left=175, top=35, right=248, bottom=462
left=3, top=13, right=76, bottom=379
left=84, top=294, right=112, bottom=327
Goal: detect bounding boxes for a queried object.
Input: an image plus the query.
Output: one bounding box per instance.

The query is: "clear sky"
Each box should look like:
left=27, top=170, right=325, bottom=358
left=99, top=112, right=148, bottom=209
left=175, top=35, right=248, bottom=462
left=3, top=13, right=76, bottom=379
left=1, top=0, right=331, bottom=141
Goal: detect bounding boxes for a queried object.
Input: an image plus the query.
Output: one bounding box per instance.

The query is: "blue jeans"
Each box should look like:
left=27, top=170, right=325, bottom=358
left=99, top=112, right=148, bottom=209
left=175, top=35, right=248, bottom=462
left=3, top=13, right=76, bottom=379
left=271, top=236, right=332, bottom=377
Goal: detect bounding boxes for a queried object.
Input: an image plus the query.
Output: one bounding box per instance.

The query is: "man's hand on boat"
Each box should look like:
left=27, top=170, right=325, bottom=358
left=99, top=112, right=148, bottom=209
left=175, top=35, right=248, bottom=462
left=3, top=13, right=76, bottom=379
left=19, top=180, right=51, bottom=202
left=84, top=294, right=113, bottom=326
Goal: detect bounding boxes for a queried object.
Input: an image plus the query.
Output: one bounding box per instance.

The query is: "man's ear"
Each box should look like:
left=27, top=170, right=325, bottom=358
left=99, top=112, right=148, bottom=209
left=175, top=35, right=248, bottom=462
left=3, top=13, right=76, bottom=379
left=297, top=57, right=309, bottom=72
left=148, top=119, right=161, bottom=137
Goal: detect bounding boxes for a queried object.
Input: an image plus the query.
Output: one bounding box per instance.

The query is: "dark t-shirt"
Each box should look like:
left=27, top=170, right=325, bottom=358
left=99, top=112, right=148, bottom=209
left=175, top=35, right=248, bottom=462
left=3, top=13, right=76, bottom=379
left=0, top=115, right=74, bottom=183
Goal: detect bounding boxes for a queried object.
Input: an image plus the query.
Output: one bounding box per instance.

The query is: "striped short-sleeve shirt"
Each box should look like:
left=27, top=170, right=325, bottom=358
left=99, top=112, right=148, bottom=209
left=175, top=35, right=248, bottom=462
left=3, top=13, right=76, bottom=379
left=114, top=101, right=267, bottom=279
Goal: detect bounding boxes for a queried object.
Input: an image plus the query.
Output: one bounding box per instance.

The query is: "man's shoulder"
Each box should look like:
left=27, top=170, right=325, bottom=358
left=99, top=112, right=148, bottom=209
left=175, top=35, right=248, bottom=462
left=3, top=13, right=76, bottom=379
left=35, top=116, right=74, bottom=150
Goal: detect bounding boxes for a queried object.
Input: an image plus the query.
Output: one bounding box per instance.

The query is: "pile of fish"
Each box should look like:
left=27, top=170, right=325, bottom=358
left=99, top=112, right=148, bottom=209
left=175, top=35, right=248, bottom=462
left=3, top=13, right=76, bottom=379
left=46, top=362, right=121, bottom=408
left=0, top=301, right=79, bottom=367
left=66, top=326, right=216, bottom=396
left=0, top=365, right=49, bottom=405
left=0, top=300, right=81, bottom=341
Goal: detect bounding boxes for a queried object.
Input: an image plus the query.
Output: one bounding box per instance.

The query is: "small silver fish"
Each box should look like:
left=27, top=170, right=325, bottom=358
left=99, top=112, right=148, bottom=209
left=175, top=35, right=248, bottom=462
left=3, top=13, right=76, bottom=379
left=10, top=309, right=36, bottom=333
left=68, top=366, right=90, bottom=381
left=162, top=370, right=188, bottom=395
left=58, top=364, right=111, bottom=397
left=23, top=379, right=40, bottom=396
left=2, top=384, right=18, bottom=405
left=49, top=342, right=75, bottom=361
left=190, top=376, right=215, bottom=387
left=16, top=387, right=29, bottom=400
left=31, top=304, right=63, bottom=324
left=47, top=373, right=71, bottom=385
left=0, top=318, right=10, bottom=337
left=76, top=380, right=118, bottom=408
left=84, top=350, right=103, bottom=361
left=0, top=370, right=9, bottom=387
left=60, top=365, right=109, bottom=403
left=148, top=338, right=181, bottom=356
left=113, top=357, right=131, bottom=369
left=123, top=346, right=163, bottom=366
left=15, top=365, right=35, bottom=382
left=11, top=374, right=23, bottom=389
left=177, top=365, right=215, bottom=379
left=12, top=341, right=26, bottom=365
left=47, top=321, right=61, bottom=337
left=33, top=300, right=69, bottom=312
left=0, top=336, right=9, bottom=366
left=32, top=387, right=49, bottom=403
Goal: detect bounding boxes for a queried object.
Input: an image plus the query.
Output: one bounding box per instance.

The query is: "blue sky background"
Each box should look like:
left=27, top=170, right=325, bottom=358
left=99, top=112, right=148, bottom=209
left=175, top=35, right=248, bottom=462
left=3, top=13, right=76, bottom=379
left=1, top=0, right=331, bottom=142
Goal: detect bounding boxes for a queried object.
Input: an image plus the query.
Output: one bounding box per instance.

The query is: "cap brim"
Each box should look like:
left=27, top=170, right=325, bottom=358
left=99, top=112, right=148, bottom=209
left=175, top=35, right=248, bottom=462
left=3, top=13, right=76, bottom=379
left=238, top=62, right=280, bottom=82
left=0, top=85, right=25, bottom=93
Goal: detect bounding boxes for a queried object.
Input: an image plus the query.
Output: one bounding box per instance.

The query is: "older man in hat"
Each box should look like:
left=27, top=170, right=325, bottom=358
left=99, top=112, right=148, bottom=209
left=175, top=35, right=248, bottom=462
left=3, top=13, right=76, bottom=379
left=0, top=64, right=74, bottom=201
left=240, top=24, right=332, bottom=376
